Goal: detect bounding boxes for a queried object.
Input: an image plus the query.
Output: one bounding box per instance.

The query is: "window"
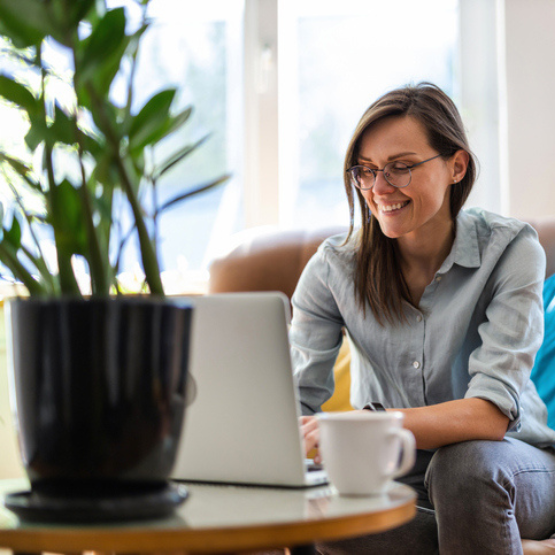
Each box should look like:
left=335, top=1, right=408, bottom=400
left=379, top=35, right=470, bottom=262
left=278, top=0, right=459, bottom=228
left=0, top=0, right=500, bottom=291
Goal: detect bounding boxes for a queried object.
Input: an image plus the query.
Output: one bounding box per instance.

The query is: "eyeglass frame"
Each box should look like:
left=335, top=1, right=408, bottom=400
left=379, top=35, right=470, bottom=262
left=346, top=153, right=445, bottom=190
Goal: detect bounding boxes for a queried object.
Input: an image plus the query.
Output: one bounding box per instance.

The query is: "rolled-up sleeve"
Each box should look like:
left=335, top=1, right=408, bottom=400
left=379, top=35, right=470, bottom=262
left=290, top=244, right=345, bottom=415
left=465, top=228, right=546, bottom=431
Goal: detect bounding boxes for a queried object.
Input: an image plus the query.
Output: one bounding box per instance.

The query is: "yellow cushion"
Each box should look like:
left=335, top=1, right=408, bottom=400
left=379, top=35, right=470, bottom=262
left=322, top=338, right=353, bottom=412
left=307, top=339, right=353, bottom=458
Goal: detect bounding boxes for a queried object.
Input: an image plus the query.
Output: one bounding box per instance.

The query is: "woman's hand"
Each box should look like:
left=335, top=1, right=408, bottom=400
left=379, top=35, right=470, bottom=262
left=300, top=415, right=322, bottom=463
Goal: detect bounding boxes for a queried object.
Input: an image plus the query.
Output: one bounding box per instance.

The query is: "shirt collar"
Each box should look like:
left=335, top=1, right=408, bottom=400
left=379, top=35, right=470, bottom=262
left=438, top=210, right=481, bottom=274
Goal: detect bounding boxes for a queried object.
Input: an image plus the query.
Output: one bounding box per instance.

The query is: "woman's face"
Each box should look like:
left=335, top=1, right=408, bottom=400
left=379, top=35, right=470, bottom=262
left=356, top=115, right=464, bottom=242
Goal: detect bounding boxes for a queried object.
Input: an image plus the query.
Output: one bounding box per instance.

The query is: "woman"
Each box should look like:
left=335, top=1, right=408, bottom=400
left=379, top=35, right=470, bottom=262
left=291, top=83, right=555, bottom=554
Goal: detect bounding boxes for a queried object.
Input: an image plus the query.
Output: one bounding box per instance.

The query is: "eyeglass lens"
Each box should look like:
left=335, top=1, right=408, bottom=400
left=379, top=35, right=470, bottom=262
left=350, top=163, right=411, bottom=189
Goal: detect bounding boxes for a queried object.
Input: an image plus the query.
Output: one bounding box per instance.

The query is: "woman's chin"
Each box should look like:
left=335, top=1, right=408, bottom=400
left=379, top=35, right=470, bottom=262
left=376, top=219, right=407, bottom=239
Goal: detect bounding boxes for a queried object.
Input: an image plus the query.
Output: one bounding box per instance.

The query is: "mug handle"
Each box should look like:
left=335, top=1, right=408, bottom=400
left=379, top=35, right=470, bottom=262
left=388, top=428, right=416, bottom=478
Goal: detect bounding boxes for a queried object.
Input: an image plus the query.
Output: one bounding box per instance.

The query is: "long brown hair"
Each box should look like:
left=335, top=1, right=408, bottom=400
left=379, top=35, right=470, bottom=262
left=344, top=83, right=477, bottom=325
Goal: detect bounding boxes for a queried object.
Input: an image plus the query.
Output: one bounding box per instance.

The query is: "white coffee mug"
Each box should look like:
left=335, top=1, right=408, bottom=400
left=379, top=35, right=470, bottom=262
left=316, top=411, right=416, bottom=496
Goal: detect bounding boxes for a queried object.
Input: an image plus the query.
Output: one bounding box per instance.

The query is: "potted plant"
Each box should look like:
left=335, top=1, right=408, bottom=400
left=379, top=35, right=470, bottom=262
left=0, top=0, right=227, bottom=521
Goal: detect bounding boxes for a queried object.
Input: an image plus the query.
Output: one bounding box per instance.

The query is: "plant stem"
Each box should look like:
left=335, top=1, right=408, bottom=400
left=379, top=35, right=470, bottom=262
left=87, top=85, right=164, bottom=296
left=39, top=45, right=81, bottom=297
left=149, top=149, right=160, bottom=263
left=68, top=29, right=110, bottom=296
left=123, top=2, right=147, bottom=127
left=77, top=147, right=110, bottom=295
left=114, top=155, right=164, bottom=295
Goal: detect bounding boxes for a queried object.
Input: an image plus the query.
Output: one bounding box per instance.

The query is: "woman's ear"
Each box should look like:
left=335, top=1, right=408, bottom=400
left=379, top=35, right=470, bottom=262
left=452, top=150, right=470, bottom=183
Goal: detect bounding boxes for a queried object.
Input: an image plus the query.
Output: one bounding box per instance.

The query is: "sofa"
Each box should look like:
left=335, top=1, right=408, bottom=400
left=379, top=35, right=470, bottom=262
left=208, top=217, right=555, bottom=412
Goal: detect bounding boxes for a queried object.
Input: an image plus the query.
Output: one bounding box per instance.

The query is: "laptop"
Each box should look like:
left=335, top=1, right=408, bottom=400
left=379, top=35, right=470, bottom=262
left=170, top=292, right=328, bottom=488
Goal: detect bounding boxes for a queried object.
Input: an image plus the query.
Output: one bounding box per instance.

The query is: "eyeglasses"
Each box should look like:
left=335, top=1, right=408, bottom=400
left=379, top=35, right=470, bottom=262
left=347, top=153, right=444, bottom=190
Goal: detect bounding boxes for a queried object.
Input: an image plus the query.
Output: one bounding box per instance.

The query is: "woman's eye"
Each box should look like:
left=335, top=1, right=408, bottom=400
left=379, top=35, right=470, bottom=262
left=391, top=162, right=410, bottom=170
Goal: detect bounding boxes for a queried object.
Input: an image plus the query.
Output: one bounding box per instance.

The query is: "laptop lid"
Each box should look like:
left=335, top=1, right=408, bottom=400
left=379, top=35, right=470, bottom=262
left=171, top=292, right=326, bottom=487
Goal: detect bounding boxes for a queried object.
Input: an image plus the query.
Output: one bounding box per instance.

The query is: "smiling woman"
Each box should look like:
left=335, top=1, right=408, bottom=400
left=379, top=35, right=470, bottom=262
left=342, top=87, right=476, bottom=323
left=292, top=83, right=555, bottom=554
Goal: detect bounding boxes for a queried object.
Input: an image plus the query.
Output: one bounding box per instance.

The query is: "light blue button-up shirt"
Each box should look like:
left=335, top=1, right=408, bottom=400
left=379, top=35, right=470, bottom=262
left=291, top=208, right=555, bottom=448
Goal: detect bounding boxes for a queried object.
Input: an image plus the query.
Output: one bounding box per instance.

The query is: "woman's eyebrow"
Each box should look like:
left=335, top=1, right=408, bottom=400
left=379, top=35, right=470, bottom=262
left=358, top=151, right=418, bottom=163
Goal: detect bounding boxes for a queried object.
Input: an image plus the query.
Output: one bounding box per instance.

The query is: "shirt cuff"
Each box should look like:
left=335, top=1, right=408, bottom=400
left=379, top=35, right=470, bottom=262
left=465, top=378, right=521, bottom=432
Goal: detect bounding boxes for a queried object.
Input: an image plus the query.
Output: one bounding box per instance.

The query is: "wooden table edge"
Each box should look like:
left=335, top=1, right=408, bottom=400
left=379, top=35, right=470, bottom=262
left=0, top=500, right=417, bottom=554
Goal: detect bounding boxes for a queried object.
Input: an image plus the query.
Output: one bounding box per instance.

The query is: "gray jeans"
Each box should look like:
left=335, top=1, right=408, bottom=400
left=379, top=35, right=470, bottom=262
left=316, top=438, right=555, bottom=555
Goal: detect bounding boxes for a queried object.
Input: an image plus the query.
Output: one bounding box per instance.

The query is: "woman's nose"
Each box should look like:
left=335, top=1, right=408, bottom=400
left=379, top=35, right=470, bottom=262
left=372, top=171, right=396, bottom=194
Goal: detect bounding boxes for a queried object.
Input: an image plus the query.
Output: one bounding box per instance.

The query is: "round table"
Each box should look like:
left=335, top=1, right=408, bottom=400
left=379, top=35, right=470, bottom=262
left=0, top=478, right=416, bottom=555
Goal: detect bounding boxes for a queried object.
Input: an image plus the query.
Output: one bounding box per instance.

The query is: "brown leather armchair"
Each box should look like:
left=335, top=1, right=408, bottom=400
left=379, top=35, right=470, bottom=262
left=209, top=218, right=555, bottom=298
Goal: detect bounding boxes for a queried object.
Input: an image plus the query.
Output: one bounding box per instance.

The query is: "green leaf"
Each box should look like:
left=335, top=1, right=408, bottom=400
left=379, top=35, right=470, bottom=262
left=0, top=242, right=46, bottom=296
left=163, top=106, right=193, bottom=138
left=24, top=104, right=94, bottom=150
left=0, top=156, right=41, bottom=193
left=0, top=75, right=39, bottom=115
left=24, top=125, right=44, bottom=151
left=80, top=1, right=105, bottom=30
left=24, top=106, right=76, bottom=150
left=20, top=243, right=58, bottom=295
left=121, top=155, right=141, bottom=196
left=25, top=113, right=48, bottom=151
left=78, top=7, right=127, bottom=96
left=133, top=106, right=193, bottom=152
left=50, top=104, right=77, bottom=145
left=128, top=148, right=145, bottom=178
left=4, top=212, right=22, bottom=248
left=86, top=96, right=119, bottom=140
left=80, top=129, right=104, bottom=158
left=128, top=89, right=176, bottom=153
left=0, top=0, right=51, bottom=47
left=92, top=152, right=119, bottom=187
left=94, top=32, right=132, bottom=99
left=157, top=174, right=230, bottom=214
left=0, top=151, right=32, bottom=178
left=154, top=135, right=208, bottom=179
left=49, top=180, right=88, bottom=256
left=67, top=0, right=97, bottom=27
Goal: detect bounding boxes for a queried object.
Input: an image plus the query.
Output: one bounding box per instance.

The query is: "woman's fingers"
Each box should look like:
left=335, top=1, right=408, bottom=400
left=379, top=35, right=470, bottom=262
left=300, top=415, right=320, bottom=456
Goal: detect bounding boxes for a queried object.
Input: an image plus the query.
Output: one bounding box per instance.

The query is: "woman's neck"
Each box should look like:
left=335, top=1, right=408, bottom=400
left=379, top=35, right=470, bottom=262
left=397, top=218, right=456, bottom=279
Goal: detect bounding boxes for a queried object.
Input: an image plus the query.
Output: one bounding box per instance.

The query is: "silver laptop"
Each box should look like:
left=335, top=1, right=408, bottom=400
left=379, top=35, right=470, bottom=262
left=170, top=292, right=328, bottom=488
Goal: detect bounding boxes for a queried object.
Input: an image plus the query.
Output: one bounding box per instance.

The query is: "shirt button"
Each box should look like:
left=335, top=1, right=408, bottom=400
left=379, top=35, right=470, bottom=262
left=413, top=361, right=421, bottom=369
left=435, top=275, right=442, bottom=282
left=416, top=314, right=423, bottom=322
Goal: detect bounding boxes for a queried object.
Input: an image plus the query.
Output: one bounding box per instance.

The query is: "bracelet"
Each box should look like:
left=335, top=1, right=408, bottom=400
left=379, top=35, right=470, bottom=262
left=363, top=402, right=386, bottom=412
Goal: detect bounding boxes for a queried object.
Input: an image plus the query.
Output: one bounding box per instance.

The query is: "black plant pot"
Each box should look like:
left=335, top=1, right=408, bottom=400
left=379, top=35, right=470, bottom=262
left=4, top=297, right=193, bottom=522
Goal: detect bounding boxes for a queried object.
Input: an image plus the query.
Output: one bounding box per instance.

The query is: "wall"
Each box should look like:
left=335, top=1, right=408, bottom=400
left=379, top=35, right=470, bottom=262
left=0, top=307, right=25, bottom=478
left=503, top=0, right=555, bottom=219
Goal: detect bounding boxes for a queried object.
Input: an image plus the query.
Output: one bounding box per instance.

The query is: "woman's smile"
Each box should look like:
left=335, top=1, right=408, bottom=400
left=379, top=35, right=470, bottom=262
left=377, top=200, right=411, bottom=214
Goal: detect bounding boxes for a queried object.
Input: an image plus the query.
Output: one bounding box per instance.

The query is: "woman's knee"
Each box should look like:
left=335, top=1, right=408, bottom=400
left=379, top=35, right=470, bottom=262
left=425, top=439, right=512, bottom=508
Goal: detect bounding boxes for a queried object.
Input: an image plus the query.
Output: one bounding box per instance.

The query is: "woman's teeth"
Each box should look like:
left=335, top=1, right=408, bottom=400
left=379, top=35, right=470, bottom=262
left=380, top=201, right=409, bottom=213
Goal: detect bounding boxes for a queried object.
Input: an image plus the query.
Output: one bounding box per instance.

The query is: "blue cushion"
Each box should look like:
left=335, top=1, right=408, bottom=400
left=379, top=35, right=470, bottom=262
left=530, top=273, right=555, bottom=430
